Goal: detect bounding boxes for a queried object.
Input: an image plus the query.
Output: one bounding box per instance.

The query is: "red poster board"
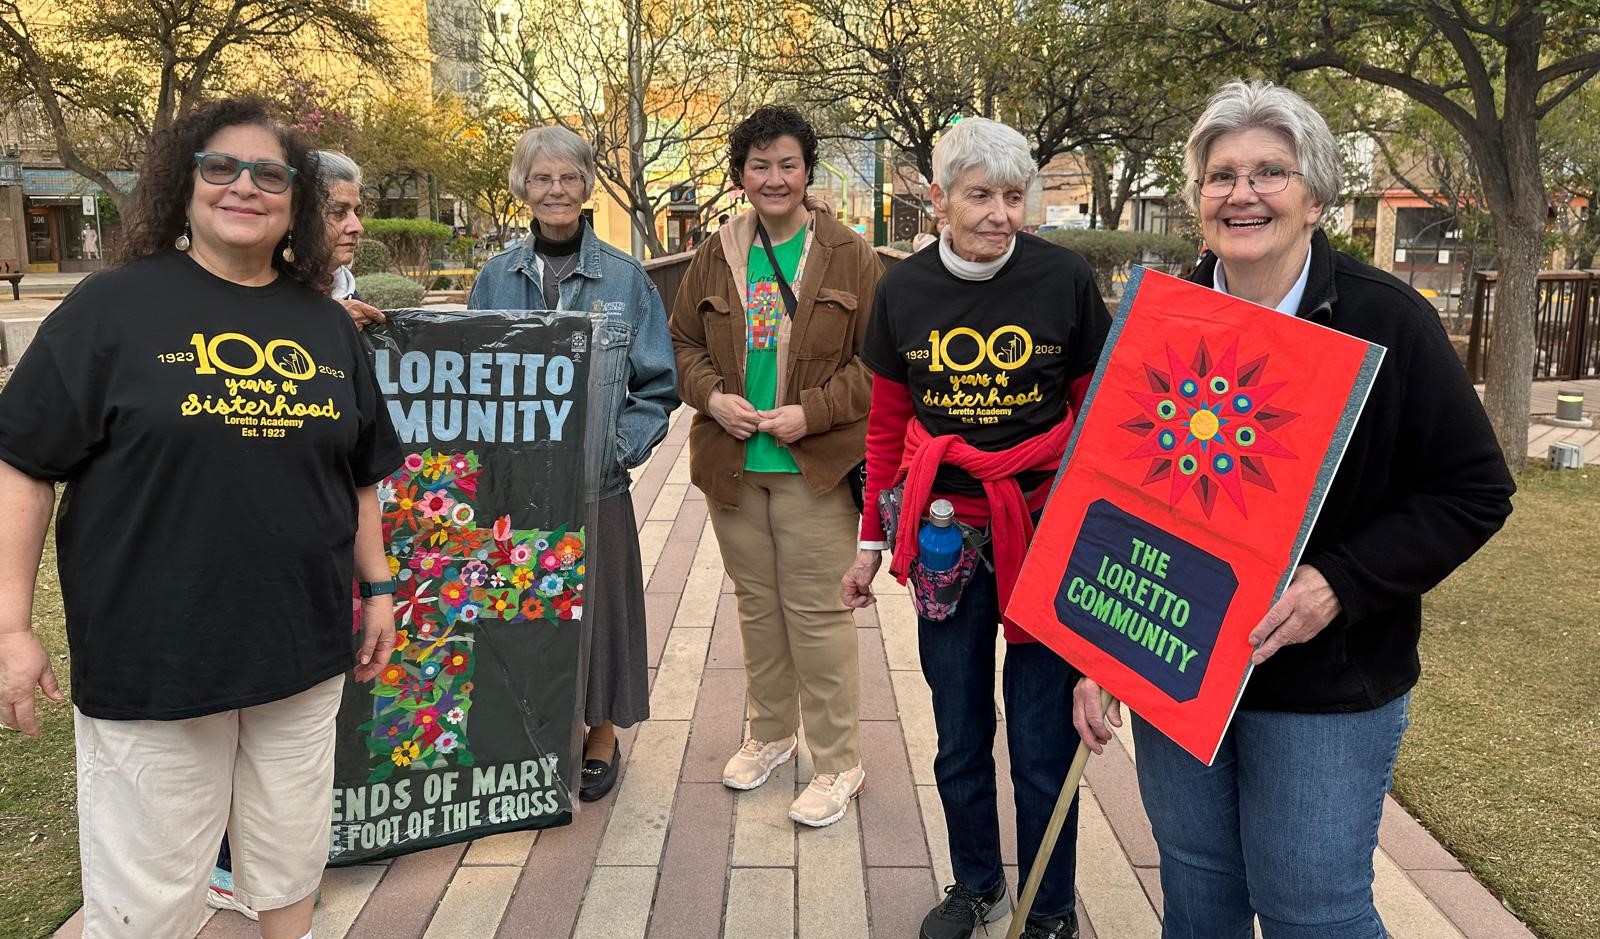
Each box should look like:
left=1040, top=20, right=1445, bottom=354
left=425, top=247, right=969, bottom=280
left=1006, top=268, right=1383, bottom=763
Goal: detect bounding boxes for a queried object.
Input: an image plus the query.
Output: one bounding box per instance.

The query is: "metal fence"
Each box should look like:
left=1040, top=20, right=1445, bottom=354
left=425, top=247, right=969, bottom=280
left=1467, top=270, right=1600, bottom=382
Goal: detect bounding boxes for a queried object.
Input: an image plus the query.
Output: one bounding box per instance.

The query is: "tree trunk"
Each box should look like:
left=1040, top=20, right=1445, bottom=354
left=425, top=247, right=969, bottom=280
left=1480, top=215, right=1540, bottom=471
left=1086, top=149, right=1117, bottom=230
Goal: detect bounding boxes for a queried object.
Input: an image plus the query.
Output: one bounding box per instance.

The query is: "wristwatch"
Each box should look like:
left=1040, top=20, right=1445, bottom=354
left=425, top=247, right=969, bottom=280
left=358, top=579, right=397, bottom=598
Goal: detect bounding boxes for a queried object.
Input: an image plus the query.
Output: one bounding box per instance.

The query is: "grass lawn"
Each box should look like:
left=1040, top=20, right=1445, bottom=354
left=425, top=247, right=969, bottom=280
left=0, top=468, right=1594, bottom=939
left=1394, top=466, right=1600, bottom=939
left=0, top=524, right=79, bottom=939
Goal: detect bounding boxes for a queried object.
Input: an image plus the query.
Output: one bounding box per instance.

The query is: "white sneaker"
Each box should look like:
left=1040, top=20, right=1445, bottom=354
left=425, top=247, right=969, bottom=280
left=788, top=764, right=866, bottom=827
left=205, top=867, right=259, bottom=921
left=722, top=735, right=799, bottom=790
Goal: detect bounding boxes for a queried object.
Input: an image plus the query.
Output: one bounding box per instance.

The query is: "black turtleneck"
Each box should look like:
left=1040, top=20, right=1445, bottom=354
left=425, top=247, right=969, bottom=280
left=534, top=221, right=583, bottom=258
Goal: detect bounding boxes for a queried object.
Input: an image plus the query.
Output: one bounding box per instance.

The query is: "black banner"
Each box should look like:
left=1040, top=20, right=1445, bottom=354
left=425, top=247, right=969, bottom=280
left=329, top=309, right=592, bottom=864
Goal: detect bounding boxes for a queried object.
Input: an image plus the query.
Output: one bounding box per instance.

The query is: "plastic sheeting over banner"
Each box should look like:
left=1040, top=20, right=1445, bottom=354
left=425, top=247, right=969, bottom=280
left=329, top=310, right=592, bottom=864
left=1007, top=269, right=1383, bottom=764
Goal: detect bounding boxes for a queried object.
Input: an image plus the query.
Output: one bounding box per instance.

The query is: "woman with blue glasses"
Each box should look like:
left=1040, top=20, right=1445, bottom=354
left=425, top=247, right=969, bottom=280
left=0, top=97, right=401, bottom=939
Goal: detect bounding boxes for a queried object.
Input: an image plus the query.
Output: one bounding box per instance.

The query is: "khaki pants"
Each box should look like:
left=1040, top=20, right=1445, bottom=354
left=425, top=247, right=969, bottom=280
left=709, top=472, right=861, bottom=773
left=75, top=674, right=344, bottom=939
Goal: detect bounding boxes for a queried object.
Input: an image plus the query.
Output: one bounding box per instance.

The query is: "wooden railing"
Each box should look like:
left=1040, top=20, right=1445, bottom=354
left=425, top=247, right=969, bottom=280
left=641, top=250, right=696, bottom=305
left=1467, top=270, right=1600, bottom=382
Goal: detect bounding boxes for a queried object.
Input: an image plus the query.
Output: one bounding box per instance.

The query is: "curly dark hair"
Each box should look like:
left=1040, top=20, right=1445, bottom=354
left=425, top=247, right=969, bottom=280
left=118, top=97, right=332, bottom=293
left=727, top=105, right=817, bottom=189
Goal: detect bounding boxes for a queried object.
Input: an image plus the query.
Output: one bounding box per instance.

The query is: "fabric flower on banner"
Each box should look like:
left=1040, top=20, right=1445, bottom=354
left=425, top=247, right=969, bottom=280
left=422, top=452, right=452, bottom=480
left=461, top=560, right=489, bottom=586
left=435, top=731, right=460, bottom=754
left=554, top=534, right=583, bottom=568
left=444, top=649, right=471, bottom=675
left=391, top=740, right=421, bottom=766
left=419, top=490, right=455, bottom=519
left=440, top=580, right=468, bottom=607
left=385, top=482, right=421, bottom=530
left=410, top=549, right=448, bottom=578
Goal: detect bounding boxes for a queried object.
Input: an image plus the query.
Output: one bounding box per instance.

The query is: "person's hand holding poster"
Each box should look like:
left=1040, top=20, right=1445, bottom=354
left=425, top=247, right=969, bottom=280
left=1007, top=268, right=1383, bottom=763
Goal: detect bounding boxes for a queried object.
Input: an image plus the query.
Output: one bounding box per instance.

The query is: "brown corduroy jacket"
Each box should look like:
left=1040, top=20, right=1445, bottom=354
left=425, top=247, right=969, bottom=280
left=668, top=208, right=882, bottom=510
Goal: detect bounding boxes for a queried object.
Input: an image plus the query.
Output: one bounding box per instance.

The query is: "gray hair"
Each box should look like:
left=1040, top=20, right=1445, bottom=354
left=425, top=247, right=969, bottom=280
left=315, top=150, right=362, bottom=189
left=508, top=125, right=596, bottom=202
left=933, top=118, right=1036, bottom=193
left=1184, top=80, right=1340, bottom=222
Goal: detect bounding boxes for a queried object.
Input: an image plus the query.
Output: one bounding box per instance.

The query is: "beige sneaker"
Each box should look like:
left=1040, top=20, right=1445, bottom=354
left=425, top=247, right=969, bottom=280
left=788, top=764, right=866, bottom=827
left=722, top=735, right=799, bottom=790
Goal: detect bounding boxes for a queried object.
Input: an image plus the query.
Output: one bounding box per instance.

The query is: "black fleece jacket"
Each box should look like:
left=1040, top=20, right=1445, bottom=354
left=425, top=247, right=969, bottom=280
left=1192, top=230, right=1515, bottom=712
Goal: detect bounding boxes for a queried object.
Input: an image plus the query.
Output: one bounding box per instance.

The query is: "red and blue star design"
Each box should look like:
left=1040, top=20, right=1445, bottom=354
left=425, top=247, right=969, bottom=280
left=1121, top=339, right=1298, bottom=517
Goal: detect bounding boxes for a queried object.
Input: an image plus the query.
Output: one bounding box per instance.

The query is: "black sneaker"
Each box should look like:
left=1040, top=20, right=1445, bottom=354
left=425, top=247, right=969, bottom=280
left=919, top=881, right=1011, bottom=939
left=1019, top=911, right=1079, bottom=939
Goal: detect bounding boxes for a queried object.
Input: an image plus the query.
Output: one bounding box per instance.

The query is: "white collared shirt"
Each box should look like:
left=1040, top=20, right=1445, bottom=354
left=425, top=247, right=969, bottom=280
left=1211, top=244, right=1314, bottom=315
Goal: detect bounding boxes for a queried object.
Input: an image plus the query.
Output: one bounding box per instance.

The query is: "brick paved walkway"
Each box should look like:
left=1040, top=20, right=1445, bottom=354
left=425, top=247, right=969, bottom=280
left=52, top=409, right=1538, bottom=939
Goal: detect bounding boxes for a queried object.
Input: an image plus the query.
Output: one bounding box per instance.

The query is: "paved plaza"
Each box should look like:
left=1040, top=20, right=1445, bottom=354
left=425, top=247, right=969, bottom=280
left=49, top=408, right=1540, bottom=939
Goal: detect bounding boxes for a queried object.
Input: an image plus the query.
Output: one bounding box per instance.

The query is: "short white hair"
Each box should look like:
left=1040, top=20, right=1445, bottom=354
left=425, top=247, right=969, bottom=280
left=316, top=150, right=362, bottom=189
left=508, top=125, right=596, bottom=202
left=933, top=118, right=1036, bottom=193
left=1184, top=80, right=1341, bottom=222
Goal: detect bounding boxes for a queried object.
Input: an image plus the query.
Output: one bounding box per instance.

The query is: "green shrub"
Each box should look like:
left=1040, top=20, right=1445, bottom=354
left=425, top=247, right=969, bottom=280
left=1038, top=228, right=1199, bottom=296
left=1324, top=228, right=1374, bottom=266
left=448, top=235, right=477, bottom=265
left=363, top=218, right=455, bottom=279
left=350, top=238, right=392, bottom=276
left=356, top=272, right=424, bottom=309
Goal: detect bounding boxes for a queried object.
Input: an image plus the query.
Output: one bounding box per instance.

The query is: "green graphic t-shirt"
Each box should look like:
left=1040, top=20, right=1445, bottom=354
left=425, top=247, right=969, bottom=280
left=744, top=228, right=806, bottom=472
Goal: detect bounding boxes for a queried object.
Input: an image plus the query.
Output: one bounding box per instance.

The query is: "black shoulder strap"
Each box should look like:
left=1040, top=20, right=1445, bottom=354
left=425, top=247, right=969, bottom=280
left=754, top=219, right=798, bottom=318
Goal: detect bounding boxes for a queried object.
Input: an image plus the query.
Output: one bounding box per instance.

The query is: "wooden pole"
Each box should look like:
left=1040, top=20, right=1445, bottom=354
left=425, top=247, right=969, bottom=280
left=1004, top=689, right=1114, bottom=939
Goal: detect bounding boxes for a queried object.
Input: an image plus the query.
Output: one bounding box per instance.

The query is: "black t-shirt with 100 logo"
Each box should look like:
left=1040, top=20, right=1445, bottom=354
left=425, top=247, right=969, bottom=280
left=862, top=233, right=1110, bottom=496
left=0, top=251, right=401, bottom=720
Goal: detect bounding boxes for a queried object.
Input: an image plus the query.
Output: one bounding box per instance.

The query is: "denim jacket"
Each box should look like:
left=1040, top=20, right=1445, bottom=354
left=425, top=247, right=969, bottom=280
left=469, top=224, right=679, bottom=501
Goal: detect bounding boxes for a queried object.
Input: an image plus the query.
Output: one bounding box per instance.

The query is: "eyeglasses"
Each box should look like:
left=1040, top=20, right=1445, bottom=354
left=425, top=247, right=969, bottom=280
left=1197, top=165, right=1304, bottom=198
left=526, top=173, right=585, bottom=193
left=193, top=152, right=297, bottom=194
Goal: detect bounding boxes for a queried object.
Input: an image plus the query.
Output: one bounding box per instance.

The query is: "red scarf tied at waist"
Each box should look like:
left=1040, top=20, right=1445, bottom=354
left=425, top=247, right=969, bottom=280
left=889, top=415, right=1075, bottom=642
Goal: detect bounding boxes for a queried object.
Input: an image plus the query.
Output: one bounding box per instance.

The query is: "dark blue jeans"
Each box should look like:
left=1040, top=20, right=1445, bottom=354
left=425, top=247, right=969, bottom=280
left=918, top=560, right=1081, bottom=918
left=1133, top=693, right=1410, bottom=939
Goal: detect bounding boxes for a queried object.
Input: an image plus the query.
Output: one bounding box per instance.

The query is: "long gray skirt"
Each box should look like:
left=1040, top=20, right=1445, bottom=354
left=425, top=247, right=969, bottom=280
left=583, top=491, right=649, bottom=728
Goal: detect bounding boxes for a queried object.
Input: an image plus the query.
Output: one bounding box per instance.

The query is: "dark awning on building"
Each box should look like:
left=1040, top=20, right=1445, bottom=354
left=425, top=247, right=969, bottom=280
left=21, top=168, right=138, bottom=203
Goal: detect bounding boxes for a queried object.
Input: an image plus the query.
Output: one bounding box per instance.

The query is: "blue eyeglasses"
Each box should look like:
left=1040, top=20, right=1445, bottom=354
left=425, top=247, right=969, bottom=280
left=193, top=152, right=297, bottom=193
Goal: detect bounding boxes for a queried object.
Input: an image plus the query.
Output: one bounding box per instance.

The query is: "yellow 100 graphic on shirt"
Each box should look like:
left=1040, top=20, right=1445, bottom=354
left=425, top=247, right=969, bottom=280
left=174, top=332, right=344, bottom=432
left=925, top=325, right=1033, bottom=372
left=188, top=331, right=320, bottom=380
